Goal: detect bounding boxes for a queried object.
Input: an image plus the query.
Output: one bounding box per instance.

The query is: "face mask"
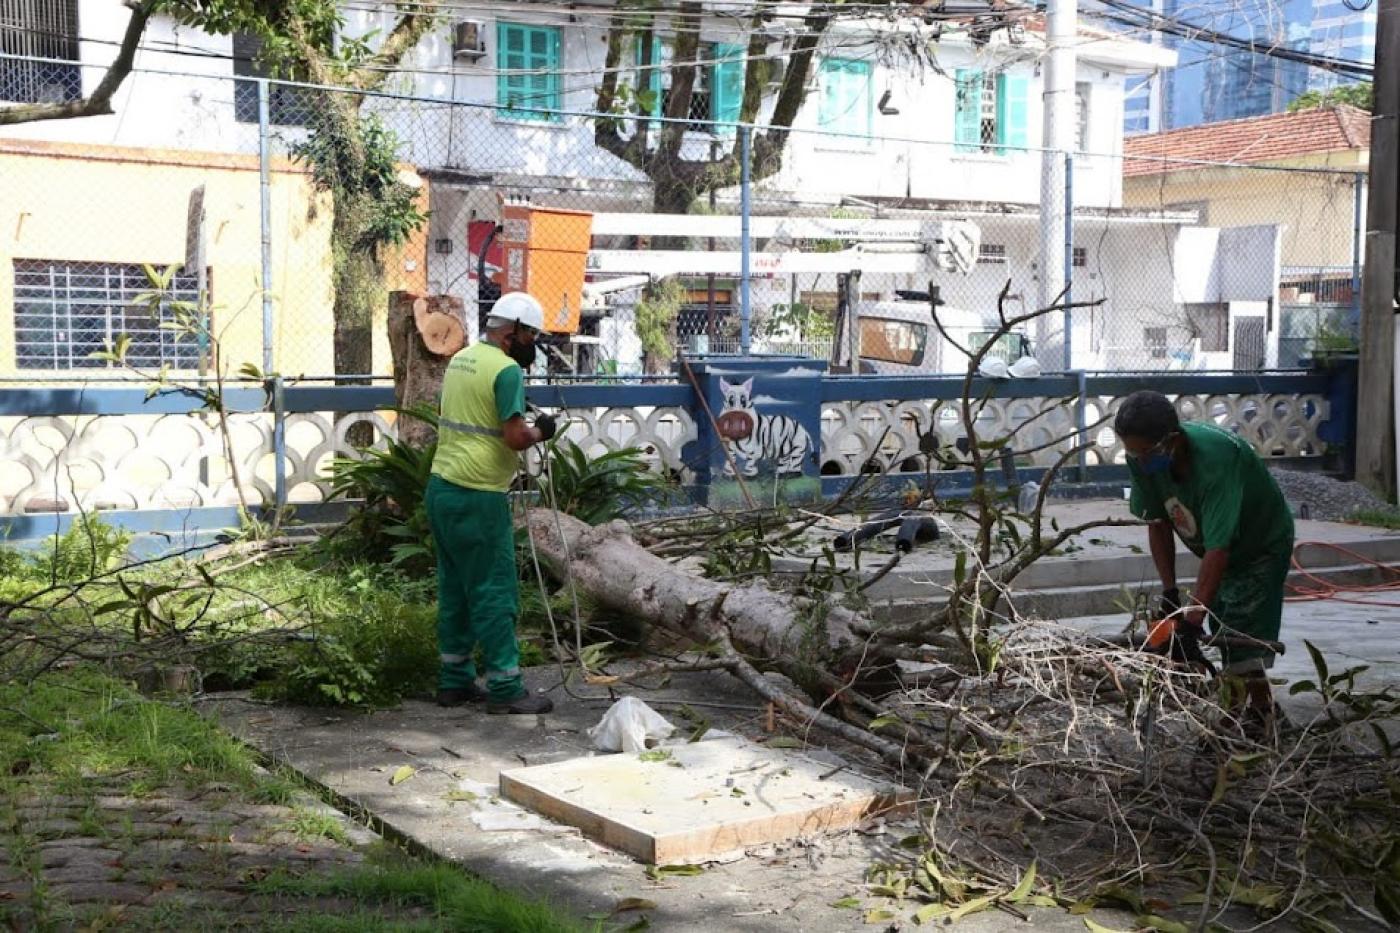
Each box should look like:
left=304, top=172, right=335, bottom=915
left=506, top=333, right=537, bottom=370
left=1140, top=452, right=1173, bottom=475
left=1137, top=435, right=1176, bottom=475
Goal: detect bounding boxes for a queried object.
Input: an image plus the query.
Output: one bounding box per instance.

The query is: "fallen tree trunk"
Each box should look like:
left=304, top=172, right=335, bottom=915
left=523, top=508, right=911, bottom=765
left=524, top=510, right=867, bottom=664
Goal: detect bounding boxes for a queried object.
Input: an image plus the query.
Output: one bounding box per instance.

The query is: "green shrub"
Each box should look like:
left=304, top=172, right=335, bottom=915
left=539, top=440, right=674, bottom=525
left=35, top=514, right=132, bottom=583
left=326, top=409, right=438, bottom=573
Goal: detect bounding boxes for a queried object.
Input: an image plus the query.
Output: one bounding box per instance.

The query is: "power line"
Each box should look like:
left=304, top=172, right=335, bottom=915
left=1085, top=0, right=1375, bottom=78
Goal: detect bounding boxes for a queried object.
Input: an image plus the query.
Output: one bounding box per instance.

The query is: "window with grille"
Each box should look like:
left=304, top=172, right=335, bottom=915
left=1144, top=326, right=1169, bottom=360
left=977, top=244, right=1007, bottom=265
left=634, top=38, right=744, bottom=133
left=12, top=261, right=205, bottom=371
left=232, top=32, right=314, bottom=126
left=0, top=0, right=81, bottom=105
left=1072, top=247, right=1087, bottom=268
left=954, top=70, right=1028, bottom=154
left=497, top=22, right=562, bottom=122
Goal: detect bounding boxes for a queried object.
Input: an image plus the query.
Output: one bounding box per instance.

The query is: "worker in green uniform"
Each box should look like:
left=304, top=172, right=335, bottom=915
left=1115, top=390, right=1295, bottom=735
left=428, top=292, right=557, bottom=714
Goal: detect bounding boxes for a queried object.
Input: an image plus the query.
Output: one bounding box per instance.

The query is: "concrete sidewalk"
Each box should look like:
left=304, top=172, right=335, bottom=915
left=213, top=673, right=1132, bottom=933
left=770, top=500, right=1400, bottom=618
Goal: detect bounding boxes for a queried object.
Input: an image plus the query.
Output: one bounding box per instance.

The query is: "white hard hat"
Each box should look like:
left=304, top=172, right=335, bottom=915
left=491, top=292, right=545, bottom=332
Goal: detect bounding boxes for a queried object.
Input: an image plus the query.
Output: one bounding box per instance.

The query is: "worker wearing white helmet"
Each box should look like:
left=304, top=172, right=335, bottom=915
left=428, top=291, right=557, bottom=715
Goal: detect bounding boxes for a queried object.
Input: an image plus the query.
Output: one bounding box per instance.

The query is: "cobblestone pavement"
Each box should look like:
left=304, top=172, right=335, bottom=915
left=0, top=773, right=408, bottom=931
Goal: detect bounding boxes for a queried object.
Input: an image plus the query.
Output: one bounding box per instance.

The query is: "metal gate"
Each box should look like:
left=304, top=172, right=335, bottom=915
left=1233, top=317, right=1267, bottom=371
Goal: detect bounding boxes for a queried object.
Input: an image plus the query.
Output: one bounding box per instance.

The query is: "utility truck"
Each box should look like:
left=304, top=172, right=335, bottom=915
left=475, top=202, right=1032, bottom=376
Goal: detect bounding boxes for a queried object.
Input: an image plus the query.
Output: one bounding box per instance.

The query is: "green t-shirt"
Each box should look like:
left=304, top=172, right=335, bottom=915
left=1128, top=421, right=1294, bottom=563
left=431, top=342, right=527, bottom=493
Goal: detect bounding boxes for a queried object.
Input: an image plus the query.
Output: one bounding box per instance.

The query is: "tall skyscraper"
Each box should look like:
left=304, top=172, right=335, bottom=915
left=1308, top=0, right=1377, bottom=92
left=1115, top=0, right=1369, bottom=134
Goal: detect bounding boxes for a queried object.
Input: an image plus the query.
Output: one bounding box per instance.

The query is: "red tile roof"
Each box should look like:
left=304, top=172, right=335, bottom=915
left=1123, top=105, right=1371, bottom=176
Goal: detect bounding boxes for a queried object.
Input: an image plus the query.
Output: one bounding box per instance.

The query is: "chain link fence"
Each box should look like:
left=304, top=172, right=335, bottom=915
left=0, top=57, right=1365, bottom=384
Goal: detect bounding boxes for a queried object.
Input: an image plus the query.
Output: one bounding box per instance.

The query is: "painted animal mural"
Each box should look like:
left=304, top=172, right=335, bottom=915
left=715, top=377, right=813, bottom=477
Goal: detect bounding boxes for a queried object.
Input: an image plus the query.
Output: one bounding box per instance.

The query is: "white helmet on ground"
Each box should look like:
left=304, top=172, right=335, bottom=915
left=489, top=291, right=545, bottom=333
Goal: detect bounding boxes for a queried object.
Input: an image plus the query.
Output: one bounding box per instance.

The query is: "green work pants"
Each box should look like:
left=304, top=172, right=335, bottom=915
left=426, top=475, right=523, bottom=701
left=1210, top=547, right=1292, bottom=674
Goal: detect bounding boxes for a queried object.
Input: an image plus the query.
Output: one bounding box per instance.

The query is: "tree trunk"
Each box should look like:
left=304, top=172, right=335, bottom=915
left=387, top=292, right=467, bottom=450
left=523, top=509, right=869, bottom=677
left=331, top=193, right=384, bottom=448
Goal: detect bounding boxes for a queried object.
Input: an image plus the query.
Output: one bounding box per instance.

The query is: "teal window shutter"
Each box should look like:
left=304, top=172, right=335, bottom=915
left=496, top=22, right=562, bottom=122
left=711, top=42, right=745, bottom=133
left=818, top=58, right=872, bottom=137
left=954, top=69, right=982, bottom=152
left=995, top=73, right=1029, bottom=153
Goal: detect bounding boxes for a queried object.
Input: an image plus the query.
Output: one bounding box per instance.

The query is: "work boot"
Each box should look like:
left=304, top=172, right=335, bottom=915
left=437, top=683, right=489, bottom=707
left=487, top=692, right=554, bottom=716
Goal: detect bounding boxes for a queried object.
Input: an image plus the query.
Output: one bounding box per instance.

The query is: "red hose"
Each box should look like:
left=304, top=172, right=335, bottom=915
left=1285, top=540, right=1400, bottom=608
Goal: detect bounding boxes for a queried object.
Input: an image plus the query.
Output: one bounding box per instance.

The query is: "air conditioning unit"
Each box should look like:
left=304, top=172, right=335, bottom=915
left=452, top=21, right=486, bottom=60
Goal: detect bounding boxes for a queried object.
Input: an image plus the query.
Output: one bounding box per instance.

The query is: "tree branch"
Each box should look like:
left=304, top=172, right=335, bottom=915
left=0, top=0, right=152, bottom=126
left=353, top=12, right=437, bottom=93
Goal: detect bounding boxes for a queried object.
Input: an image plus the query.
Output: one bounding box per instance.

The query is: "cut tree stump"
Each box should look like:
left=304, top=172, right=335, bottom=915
left=387, top=292, right=468, bottom=450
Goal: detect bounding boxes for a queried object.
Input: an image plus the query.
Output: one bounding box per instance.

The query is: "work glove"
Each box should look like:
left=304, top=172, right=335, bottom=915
left=533, top=413, right=558, bottom=441
left=1157, top=587, right=1182, bottom=619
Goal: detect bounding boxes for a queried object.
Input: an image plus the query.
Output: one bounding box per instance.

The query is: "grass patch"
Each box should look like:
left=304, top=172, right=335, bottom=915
left=280, top=807, right=353, bottom=846
left=0, top=669, right=287, bottom=801
left=259, top=846, right=589, bottom=933
left=1347, top=506, right=1400, bottom=530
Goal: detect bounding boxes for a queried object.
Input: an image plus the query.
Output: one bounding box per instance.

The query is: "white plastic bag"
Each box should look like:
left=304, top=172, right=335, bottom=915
left=1018, top=481, right=1040, bottom=515
left=587, top=697, right=675, bottom=753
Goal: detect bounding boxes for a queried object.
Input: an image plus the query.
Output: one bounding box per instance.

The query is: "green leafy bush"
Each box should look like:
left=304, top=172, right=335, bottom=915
left=35, top=514, right=132, bottom=583
left=539, top=440, right=674, bottom=525
left=326, top=410, right=438, bottom=572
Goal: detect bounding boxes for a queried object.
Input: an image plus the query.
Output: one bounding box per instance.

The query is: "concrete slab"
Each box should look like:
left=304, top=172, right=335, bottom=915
left=501, top=736, right=904, bottom=866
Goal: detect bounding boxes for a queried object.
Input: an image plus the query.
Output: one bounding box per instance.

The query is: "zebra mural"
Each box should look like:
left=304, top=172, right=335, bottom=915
left=714, top=377, right=813, bottom=477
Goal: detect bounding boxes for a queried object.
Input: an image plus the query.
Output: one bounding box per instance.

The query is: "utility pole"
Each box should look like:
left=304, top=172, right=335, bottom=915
left=1357, top=0, right=1399, bottom=498
left=1039, top=0, right=1077, bottom=368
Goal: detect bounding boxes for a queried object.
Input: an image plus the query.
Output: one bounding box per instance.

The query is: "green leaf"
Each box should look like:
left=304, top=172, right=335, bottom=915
left=1135, top=916, right=1188, bottom=933
left=638, top=749, right=672, bottom=763
left=947, top=893, right=997, bottom=920
left=953, top=549, right=967, bottom=588
left=913, top=903, right=948, bottom=924
left=239, top=362, right=265, bottom=381
left=613, top=898, right=658, bottom=913
left=1288, top=680, right=1317, bottom=696
left=1083, top=920, right=1132, bottom=933
left=830, top=896, right=861, bottom=909
left=764, top=736, right=803, bottom=749
left=1006, top=861, right=1037, bottom=903
left=1304, top=639, right=1329, bottom=685
left=863, top=908, right=897, bottom=923
left=868, top=714, right=900, bottom=731
left=390, top=765, right=416, bottom=786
